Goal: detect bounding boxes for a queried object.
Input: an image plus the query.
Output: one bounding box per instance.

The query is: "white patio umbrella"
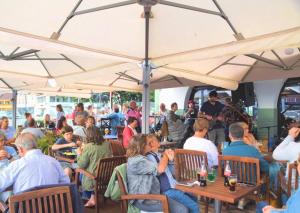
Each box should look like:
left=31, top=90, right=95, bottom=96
left=0, top=0, right=300, bottom=132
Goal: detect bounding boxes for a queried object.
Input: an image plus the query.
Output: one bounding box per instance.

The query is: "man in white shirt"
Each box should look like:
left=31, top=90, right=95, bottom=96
left=184, top=118, right=219, bottom=168
left=0, top=133, right=69, bottom=196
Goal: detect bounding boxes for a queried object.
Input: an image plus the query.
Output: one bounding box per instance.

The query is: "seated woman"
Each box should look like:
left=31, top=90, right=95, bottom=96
left=44, top=114, right=55, bottom=129
left=256, top=155, right=300, bottom=213
left=52, top=126, right=76, bottom=178
left=56, top=116, right=68, bottom=135
left=76, top=126, right=112, bottom=207
left=126, top=134, right=192, bottom=213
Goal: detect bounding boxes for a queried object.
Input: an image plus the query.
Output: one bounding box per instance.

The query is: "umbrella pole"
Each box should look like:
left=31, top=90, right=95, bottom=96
left=12, top=90, right=17, bottom=129
left=141, top=64, right=151, bottom=134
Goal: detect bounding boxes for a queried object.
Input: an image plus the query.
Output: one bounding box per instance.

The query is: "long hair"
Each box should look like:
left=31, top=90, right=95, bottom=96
left=57, top=116, right=66, bottom=130
left=85, top=126, right=104, bottom=145
left=126, top=134, right=148, bottom=158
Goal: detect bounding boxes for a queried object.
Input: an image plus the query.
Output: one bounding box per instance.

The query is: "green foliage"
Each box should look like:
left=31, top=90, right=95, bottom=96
left=112, top=91, right=142, bottom=105
left=37, top=131, right=58, bottom=154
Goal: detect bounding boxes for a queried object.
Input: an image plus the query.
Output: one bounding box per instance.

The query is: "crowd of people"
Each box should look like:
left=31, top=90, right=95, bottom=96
left=0, top=94, right=299, bottom=212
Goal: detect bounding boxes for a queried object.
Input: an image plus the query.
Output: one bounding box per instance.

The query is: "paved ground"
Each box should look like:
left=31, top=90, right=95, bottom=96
left=84, top=200, right=256, bottom=213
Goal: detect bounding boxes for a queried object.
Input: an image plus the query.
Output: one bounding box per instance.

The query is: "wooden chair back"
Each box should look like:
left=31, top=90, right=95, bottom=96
left=116, top=169, right=169, bottom=213
left=218, top=155, right=260, bottom=185
left=109, top=140, right=126, bottom=156
left=94, top=156, right=127, bottom=212
left=9, top=186, right=73, bottom=213
left=174, top=149, right=208, bottom=181
left=116, top=126, right=125, bottom=142
left=287, top=162, right=299, bottom=197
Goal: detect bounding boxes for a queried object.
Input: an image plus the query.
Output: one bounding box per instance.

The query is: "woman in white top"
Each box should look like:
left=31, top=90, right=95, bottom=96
left=184, top=118, right=218, bottom=168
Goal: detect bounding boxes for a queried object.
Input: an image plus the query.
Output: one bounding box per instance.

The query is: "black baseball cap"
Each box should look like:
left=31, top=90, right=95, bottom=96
left=209, top=90, right=218, bottom=98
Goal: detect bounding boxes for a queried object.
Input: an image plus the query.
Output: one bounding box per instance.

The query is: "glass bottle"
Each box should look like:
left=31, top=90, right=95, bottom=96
left=224, top=161, right=231, bottom=187
left=198, top=161, right=207, bottom=187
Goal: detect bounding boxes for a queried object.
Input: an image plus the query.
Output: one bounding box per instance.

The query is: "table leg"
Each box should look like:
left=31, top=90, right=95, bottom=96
left=214, top=199, right=222, bottom=213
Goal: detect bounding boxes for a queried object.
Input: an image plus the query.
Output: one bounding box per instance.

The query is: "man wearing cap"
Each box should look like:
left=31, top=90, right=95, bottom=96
left=200, top=91, right=225, bottom=147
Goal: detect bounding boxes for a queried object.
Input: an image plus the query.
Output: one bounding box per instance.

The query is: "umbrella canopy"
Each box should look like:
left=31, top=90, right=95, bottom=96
left=0, top=0, right=300, bottom=131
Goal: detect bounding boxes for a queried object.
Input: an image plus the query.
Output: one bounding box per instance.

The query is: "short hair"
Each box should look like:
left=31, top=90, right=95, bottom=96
left=61, top=125, right=73, bottom=134
left=28, top=118, right=36, bottom=127
left=77, top=103, right=84, bottom=110
left=87, top=116, right=95, bottom=125
left=171, top=102, right=177, bottom=108
left=126, top=134, right=148, bottom=157
left=127, top=116, right=137, bottom=125
left=193, top=118, right=209, bottom=132
left=15, top=133, right=37, bottom=150
left=85, top=126, right=104, bottom=145
left=1, top=116, right=8, bottom=121
left=75, top=115, right=86, bottom=126
left=229, top=123, right=244, bottom=139
left=56, top=104, right=63, bottom=112
left=87, top=105, right=93, bottom=110
left=209, top=90, right=218, bottom=97
left=25, top=112, right=31, bottom=118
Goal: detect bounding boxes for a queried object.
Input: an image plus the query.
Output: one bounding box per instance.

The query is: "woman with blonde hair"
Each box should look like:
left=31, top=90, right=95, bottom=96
left=126, top=134, right=189, bottom=213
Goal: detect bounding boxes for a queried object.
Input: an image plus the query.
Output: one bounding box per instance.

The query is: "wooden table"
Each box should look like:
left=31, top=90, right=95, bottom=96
left=176, top=178, right=261, bottom=213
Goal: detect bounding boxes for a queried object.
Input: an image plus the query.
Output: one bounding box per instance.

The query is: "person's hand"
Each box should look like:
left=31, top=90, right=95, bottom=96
left=288, top=127, right=300, bottom=139
left=76, top=147, right=82, bottom=155
left=68, top=142, right=76, bottom=147
left=0, top=150, right=10, bottom=159
left=205, top=115, right=213, bottom=120
left=165, top=149, right=174, bottom=161
left=262, top=205, right=275, bottom=213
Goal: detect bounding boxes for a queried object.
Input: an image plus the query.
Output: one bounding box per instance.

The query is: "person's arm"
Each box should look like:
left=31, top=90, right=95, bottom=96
left=157, top=152, right=170, bottom=174
left=55, top=160, right=71, bottom=184
left=51, top=140, right=76, bottom=151
left=210, top=142, right=219, bottom=167
left=0, top=161, right=20, bottom=192
left=77, top=146, right=90, bottom=169
left=273, top=128, right=300, bottom=161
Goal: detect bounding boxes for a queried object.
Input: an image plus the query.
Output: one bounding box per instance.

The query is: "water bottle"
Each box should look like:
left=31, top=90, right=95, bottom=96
left=224, top=161, right=231, bottom=187
left=198, top=162, right=207, bottom=187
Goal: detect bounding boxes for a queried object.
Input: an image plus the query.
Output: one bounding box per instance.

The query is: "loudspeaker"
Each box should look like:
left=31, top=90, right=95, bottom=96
left=232, top=83, right=255, bottom=107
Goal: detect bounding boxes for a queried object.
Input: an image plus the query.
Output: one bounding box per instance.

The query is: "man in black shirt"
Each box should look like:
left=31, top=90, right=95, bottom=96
left=200, top=91, right=225, bottom=147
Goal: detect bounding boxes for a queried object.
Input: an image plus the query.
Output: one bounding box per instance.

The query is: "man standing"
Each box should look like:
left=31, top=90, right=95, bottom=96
left=200, top=91, right=225, bottom=146
left=126, top=101, right=142, bottom=133
left=105, top=104, right=124, bottom=136
left=0, top=133, right=70, bottom=195
left=166, top=102, right=184, bottom=143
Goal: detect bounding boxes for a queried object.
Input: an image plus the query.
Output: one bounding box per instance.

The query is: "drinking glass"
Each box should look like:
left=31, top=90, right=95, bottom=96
left=207, top=168, right=217, bottom=182
left=228, top=174, right=237, bottom=192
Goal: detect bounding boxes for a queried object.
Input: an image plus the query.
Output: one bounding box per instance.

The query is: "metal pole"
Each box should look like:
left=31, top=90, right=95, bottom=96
left=141, top=6, right=151, bottom=134
left=12, top=90, right=17, bottom=129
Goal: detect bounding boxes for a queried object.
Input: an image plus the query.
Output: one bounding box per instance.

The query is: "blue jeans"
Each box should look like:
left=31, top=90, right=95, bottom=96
left=164, top=188, right=200, bottom=213
left=256, top=201, right=268, bottom=213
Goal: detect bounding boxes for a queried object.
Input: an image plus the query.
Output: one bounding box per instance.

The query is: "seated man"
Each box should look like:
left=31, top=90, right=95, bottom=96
left=21, top=118, right=44, bottom=139
left=52, top=126, right=77, bottom=178
left=256, top=155, right=300, bottom=213
left=184, top=118, right=219, bottom=169
left=146, top=134, right=199, bottom=213
left=223, top=123, right=269, bottom=173
left=122, top=117, right=138, bottom=149
left=0, top=116, right=15, bottom=144
left=0, top=133, right=69, bottom=197
left=0, top=131, right=18, bottom=169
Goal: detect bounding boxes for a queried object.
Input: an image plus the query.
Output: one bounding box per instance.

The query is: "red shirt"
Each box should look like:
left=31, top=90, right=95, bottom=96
left=122, top=126, right=135, bottom=148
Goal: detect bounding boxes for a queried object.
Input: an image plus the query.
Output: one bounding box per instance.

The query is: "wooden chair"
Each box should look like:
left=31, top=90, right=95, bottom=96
left=218, top=155, right=261, bottom=185
left=109, top=140, right=126, bottom=156
left=287, top=162, right=299, bottom=196
left=174, top=149, right=209, bottom=212
left=174, top=149, right=208, bottom=181
left=116, top=170, right=169, bottom=213
left=8, top=186, right=73, bottom=213
left=75, top=156, right=127, bottom=213
left=116, top=126, right=125, bottom=143
left=218, top=155, right=266, bottom=202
